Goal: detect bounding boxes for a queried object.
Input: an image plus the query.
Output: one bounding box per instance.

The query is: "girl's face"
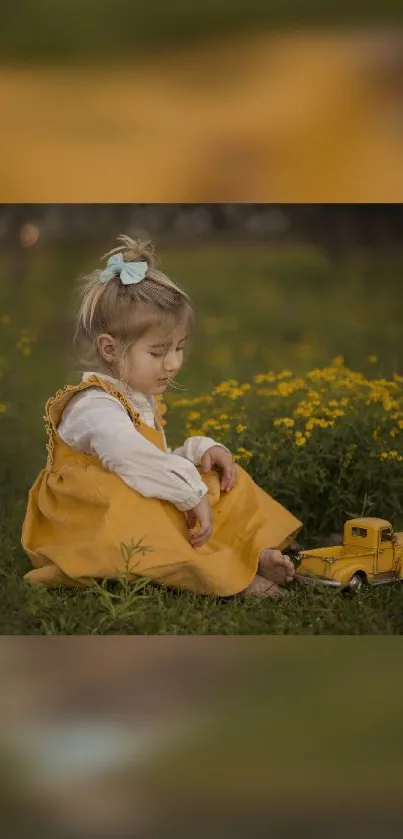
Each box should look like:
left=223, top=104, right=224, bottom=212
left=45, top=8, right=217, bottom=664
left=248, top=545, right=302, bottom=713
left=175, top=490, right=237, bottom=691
left=123, top=324, right=188, bottom=395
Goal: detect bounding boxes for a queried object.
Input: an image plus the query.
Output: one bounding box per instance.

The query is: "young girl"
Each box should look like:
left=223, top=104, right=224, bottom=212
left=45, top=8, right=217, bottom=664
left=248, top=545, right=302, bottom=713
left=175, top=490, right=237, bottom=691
left=22, top=236, right=302, bottom=599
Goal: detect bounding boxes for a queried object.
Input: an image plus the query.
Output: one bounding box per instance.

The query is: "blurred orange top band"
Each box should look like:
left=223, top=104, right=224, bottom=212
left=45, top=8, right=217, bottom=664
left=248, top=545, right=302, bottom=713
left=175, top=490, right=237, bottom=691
left=1, top=30, right=402, bottom=202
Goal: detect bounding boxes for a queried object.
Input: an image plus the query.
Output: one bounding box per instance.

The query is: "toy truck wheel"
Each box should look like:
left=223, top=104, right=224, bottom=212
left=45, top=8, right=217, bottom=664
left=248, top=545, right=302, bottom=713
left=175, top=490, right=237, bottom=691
left=347, top=573, right=366, bottom=593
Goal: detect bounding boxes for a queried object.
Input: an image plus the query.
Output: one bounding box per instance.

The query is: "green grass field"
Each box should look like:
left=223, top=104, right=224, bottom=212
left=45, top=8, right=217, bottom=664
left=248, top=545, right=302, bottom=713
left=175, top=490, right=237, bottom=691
left=1, top=242, right=403, bottom=634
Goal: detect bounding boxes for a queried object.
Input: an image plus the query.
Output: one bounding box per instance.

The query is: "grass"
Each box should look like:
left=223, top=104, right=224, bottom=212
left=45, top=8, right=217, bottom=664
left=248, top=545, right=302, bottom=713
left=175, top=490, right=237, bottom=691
left=1, top=241, right=403, bottom=634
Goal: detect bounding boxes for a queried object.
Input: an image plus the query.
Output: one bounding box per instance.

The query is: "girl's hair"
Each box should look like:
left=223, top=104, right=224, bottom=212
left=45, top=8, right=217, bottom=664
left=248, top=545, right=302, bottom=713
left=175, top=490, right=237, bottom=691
left=74, top=235, right=194, bottom=388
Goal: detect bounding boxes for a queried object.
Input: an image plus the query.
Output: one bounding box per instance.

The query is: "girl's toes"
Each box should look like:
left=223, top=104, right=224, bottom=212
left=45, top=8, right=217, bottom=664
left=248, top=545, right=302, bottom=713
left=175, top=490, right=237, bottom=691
left=285, top=557, right=296, bottom=576
left=258, top=548, right=295, bottom=584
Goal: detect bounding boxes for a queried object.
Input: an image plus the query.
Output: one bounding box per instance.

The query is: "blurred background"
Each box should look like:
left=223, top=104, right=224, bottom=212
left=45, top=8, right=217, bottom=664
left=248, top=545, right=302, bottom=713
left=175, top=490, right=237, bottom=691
left=0, top=10, right=403, bottom=201
left=1, top=636, right=403, bottom=838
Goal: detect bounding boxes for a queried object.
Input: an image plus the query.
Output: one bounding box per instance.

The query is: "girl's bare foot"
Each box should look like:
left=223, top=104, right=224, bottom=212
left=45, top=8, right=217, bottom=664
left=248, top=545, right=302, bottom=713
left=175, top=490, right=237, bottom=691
left=241, top=573, right=286, bottom=599
left=258, top=548, right=295, bottom=585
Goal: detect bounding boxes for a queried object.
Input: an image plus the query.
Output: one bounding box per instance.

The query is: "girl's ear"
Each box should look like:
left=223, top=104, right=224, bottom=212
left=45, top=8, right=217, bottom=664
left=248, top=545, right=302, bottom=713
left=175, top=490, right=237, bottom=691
left=97, top=334, right=118, bottom=364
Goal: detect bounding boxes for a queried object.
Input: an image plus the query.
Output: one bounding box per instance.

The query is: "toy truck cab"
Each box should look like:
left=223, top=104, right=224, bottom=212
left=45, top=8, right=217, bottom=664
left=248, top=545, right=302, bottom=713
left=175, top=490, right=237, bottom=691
left=296, top=517, right=403, bottom=592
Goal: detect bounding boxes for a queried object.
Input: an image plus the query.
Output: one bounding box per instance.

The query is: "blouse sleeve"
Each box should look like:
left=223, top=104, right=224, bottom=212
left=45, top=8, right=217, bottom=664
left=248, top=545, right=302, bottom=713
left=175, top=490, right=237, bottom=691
left=172, top=437, right=231, bottom=465
left=57, top=391, right=208, bottom=512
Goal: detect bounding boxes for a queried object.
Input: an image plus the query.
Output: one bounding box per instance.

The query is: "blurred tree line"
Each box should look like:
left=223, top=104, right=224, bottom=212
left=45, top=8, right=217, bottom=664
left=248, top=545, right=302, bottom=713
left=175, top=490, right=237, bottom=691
left=0, top=204, right=402, bottom=254
left=1, top=204, right=402, bottom=286
left=1, top=0, right=402, bottom=64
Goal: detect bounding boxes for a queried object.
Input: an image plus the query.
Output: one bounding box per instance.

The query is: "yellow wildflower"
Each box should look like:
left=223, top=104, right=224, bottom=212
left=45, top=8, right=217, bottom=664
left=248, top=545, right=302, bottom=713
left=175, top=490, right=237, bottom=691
left=212, top=379, right=238, bottom=396
left=324, top=408, right=345, bottom=419
left=202, top=419, right=220, bottom=430
left=237, top=447, right=252, bottom=458
left=294, top=403, right=314, bottom=418
left=196, top=395, right=213, bottom=405
left=253, top=372, right=276, bottom=385
left=295, top=431, right=307, bottom=447
left=188, top=411, right=200, bottom=421
left=236, top=424, right=247, bottom=433
left=376, top=379, right=395, bottom=388
left=0, top=404, right=7, bottom=414
left=273, top=418, right=295, bottom=428
left=379, top=450, right=402, bottom=461
left=307, top=369, right=322, bottom=380
left=368, top=355, right=378, bottom=364
left=305, top=417, right=330, bottom=431
left=276, top=382, right=294, bottom=397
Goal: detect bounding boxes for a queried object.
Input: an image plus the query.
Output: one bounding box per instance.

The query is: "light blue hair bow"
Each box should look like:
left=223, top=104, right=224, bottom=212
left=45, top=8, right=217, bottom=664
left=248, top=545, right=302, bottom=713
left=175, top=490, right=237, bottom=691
left=100, top=252, right=148, bottom=285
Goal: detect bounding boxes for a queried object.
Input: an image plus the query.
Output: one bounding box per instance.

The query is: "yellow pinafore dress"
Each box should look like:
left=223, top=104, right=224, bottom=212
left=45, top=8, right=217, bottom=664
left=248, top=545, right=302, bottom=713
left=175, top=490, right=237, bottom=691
left=21, top=375, right=303, bottom=595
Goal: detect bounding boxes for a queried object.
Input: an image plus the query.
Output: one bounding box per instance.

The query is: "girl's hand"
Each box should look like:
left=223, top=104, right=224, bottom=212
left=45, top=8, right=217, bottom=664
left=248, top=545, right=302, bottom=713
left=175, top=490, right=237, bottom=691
left=185, top=496, right=214, bottom=548
left=200, top=445, right=237, bottom=493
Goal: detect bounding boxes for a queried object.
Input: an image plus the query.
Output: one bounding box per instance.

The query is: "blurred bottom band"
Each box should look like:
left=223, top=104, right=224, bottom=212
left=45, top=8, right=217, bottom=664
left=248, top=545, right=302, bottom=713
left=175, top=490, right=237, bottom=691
left=2, top=801, right=403, bottom=839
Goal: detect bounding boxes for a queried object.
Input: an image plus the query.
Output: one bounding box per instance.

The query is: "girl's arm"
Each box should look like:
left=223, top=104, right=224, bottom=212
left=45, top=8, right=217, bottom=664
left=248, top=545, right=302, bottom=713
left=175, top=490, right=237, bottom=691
left=153, top=395, right=230, bottom=467
left=57, top=392, right=208, bottom=512
left=171, top=437, right=231, bottom=466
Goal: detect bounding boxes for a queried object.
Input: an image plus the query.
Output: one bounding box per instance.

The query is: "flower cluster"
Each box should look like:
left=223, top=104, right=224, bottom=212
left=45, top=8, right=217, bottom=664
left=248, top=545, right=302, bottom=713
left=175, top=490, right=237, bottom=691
left=167, top=357, right=403, bottom=465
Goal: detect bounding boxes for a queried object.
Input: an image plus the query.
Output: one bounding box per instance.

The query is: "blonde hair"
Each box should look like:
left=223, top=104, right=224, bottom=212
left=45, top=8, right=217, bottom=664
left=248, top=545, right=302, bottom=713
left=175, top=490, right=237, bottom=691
left=74, top=235, right=194, bottom=388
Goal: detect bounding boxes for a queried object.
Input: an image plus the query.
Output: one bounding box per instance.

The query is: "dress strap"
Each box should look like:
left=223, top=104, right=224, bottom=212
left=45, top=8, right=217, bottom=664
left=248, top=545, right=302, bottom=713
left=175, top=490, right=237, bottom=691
left=43, top=376, right=142, bottom=469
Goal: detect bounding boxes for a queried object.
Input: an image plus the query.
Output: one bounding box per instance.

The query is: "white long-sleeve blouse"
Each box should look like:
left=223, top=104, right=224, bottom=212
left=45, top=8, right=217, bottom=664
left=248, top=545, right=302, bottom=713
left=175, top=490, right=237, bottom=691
left=57, top=372, right=228, bottom=513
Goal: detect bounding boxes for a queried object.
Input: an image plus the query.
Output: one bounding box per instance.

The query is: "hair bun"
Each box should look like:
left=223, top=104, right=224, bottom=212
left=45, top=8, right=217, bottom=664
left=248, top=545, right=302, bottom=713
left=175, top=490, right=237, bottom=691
left=116, top=234, right=156, bottom=270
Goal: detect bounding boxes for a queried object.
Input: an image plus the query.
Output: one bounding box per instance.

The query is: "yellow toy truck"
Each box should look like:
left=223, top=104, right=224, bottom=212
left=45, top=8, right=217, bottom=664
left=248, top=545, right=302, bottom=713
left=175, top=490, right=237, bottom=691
left=296, top=517, right=403, bottom=592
